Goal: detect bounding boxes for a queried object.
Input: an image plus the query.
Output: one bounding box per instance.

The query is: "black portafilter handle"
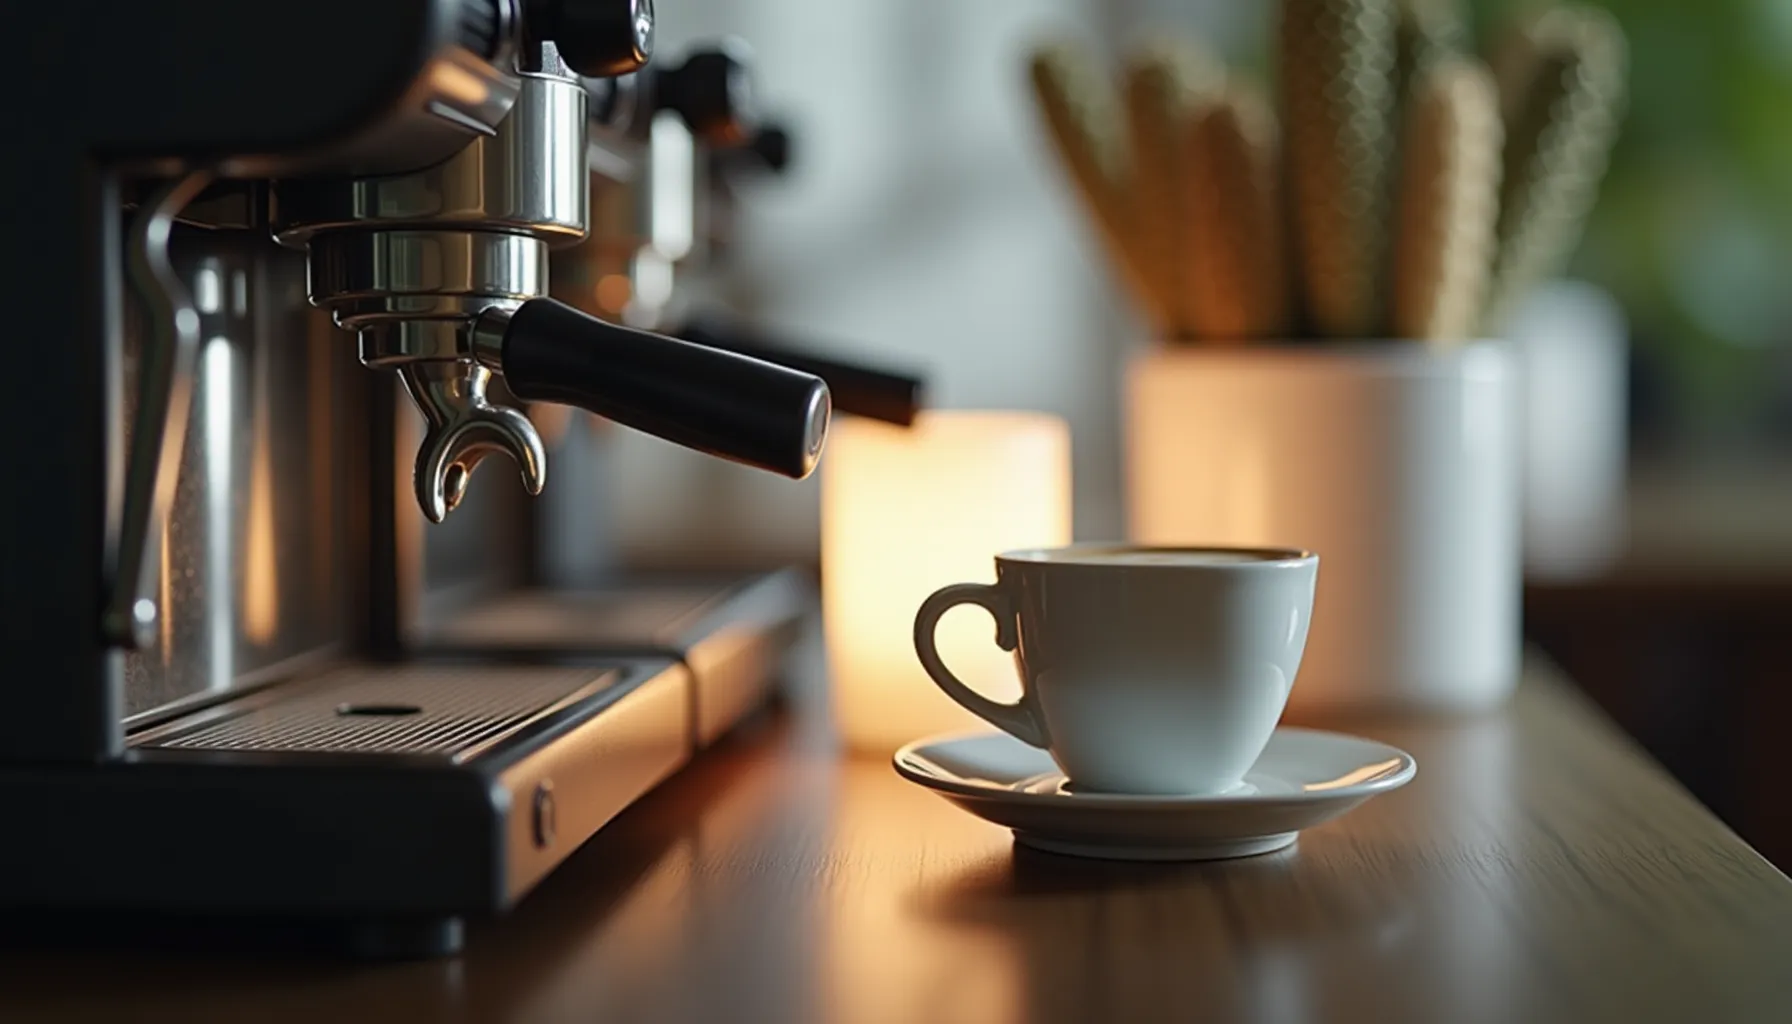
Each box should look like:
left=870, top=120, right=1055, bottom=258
left=488, top=298, right=830, bottom=478
left=675, top=316, right=925, bottom=427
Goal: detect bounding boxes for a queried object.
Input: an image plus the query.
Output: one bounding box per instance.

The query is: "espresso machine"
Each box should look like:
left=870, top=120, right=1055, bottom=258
left=1, top=0, right=838, bottom=958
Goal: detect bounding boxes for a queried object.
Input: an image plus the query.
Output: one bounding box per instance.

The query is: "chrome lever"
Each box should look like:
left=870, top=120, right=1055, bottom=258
left=102, top=169, right=214, bottom=649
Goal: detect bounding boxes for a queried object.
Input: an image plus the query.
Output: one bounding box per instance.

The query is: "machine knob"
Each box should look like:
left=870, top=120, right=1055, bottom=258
left=529, top=0, right=654, bottom=78
left=745, top=124, right=792, bottom=174
left=655, top=43, right=756, bottom=146
left=583, top=71, right=640, bottom=130
left=478, top=298, right=830, bottom=479
left=713, top=122, right=794, bottom=178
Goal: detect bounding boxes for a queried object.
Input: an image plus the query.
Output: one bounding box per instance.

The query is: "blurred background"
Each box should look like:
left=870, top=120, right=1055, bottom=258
left=621, top=1, right=1789, bottom=864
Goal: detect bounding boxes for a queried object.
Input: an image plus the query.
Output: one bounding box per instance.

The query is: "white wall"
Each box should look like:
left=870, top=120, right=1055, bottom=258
left=609, top=1, right=1240, bottom=567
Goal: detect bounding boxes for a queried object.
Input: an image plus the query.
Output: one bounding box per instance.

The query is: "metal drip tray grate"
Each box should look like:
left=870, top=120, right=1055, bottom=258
left=132, top=664, right=614, bottom=762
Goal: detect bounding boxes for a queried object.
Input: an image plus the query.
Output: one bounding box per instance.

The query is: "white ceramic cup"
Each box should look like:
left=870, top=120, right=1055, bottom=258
left=912, top=545, right=1318, bottom=795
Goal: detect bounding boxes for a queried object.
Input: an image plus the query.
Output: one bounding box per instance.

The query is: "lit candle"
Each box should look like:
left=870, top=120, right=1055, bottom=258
left=823, top=411, right=1072, bottom=754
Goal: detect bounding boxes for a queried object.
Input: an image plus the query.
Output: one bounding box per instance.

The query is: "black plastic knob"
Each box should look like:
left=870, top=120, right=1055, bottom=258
left=655, top=43, right=755, bottom=146
left=582, top=71, right=640, bottom=130
left=529, top=0, right=654, bottom=78
left=676, top=317, right=924, bottom=427
left=746, top=124, right=792, bottom=174
left=497, top=298, right=829, bottom=479
left=712, top=122, right=794, bottom=181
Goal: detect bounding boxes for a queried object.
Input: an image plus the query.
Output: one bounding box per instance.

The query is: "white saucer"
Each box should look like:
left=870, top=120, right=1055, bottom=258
left=893, top=727, right=1417, bottom=861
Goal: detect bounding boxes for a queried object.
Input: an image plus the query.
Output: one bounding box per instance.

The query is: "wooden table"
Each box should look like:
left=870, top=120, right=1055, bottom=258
left=4, top=649, right=1790, bottom=1023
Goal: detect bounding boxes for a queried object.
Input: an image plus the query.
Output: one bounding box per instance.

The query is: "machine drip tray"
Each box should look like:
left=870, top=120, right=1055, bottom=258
left=0, top=657, right=692, bottom=958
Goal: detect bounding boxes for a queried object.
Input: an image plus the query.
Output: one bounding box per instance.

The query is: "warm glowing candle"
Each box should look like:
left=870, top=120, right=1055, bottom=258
left=823, top=411, right=1072, bottom=755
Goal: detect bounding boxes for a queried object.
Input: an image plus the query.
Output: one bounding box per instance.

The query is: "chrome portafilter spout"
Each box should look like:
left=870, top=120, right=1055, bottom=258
left=395, top=357, right=547, bottom=523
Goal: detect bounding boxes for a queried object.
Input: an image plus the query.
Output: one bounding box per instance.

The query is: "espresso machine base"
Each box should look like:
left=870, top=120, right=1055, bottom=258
left=0, top=657, right=692, bottom=959
left=0, top=570, right=812, bottom=959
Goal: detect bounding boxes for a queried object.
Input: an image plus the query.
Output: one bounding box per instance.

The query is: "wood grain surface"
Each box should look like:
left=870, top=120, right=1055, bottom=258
left=3, top=643, right=1789, bottom=1023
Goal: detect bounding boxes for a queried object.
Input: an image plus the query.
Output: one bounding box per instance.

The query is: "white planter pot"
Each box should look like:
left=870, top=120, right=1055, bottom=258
left=1124, top=342, right=1520, bottom=714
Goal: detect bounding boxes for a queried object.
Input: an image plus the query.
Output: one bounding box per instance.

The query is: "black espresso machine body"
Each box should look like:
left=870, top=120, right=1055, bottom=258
left=1, top=0, right=834, bottom=957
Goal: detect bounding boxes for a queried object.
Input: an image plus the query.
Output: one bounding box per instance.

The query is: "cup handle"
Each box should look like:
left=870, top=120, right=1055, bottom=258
left=912, top=582, right=1047, bottom=748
